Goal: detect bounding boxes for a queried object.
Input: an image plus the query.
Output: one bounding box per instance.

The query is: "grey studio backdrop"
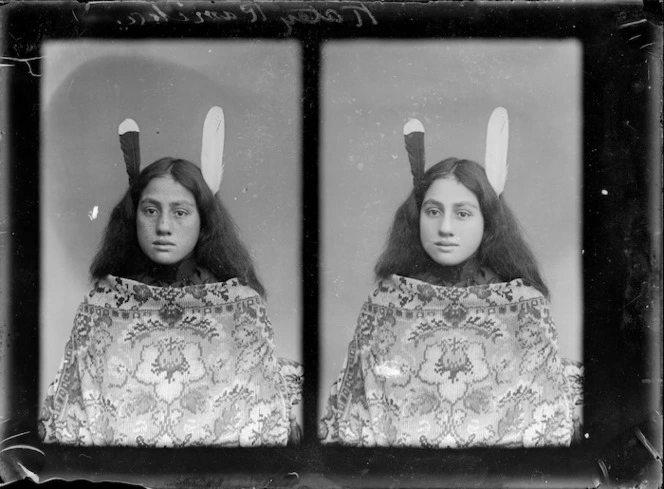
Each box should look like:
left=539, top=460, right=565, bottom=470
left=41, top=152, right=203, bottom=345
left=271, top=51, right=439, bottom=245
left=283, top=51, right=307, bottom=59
left=40, top=41, right=301, bottom=400
left=320, top=41, right=583, bottom=413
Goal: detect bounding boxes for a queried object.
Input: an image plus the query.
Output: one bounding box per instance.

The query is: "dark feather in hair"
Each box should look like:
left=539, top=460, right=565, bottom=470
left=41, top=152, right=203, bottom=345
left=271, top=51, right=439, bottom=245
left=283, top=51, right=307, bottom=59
left=404, top=119, right=426, bottom=188
left=119, top=119, right=141, bottom=185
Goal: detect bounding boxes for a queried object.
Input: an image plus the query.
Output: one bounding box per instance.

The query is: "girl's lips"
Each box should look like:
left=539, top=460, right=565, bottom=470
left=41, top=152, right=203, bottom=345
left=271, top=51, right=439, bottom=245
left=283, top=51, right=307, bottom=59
left=153, top=240, right=175, bottom=246
left=435, top=241, right=459, bottom=247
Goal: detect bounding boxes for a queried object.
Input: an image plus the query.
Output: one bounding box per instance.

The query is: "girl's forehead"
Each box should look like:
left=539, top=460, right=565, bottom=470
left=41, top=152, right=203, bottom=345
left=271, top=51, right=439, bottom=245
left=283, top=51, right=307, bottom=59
left=424, top=177, right=478, bottom=204
left=140, top=175, right=196, bottom=203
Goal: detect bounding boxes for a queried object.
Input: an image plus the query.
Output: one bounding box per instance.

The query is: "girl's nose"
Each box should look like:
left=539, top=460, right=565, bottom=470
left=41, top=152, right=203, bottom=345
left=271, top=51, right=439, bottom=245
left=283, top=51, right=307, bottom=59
left=157, top=214, right=172, bottom=234
left=439, top=214, right=454, bottom=235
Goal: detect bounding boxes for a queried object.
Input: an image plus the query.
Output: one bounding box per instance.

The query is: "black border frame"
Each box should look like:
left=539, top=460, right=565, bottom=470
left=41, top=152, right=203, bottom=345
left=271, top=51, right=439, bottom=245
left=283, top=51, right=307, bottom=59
left=1, top=1, right=661, bottom=487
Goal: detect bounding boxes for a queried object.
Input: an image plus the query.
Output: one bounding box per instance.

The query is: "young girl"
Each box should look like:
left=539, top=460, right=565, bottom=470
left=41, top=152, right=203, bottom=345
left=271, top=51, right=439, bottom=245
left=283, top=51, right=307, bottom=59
left=320, top=109, right=582, bottom=448
left=39, top=109, right=302, bottom=447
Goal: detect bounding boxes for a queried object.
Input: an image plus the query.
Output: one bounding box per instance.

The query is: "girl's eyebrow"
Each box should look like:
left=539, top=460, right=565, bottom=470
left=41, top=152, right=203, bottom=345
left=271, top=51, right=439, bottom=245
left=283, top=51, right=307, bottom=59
left=168, top=200, right=196, bottom=208
left=453, top=201, right=480, bottom=210
left=423, top=198, right=479, bottom=210
left=422, top=198, right=443, bottom=207
left=138, top=197, right=160, bottom=206
left=138, top=197, right=196, bottom=207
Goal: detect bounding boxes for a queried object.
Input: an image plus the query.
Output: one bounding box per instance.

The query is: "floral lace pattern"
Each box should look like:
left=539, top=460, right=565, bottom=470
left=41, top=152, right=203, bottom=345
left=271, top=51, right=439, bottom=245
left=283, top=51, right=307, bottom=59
left=320, top=275, right=576, bottom=448
left=39, top=275, right=296, bottom=447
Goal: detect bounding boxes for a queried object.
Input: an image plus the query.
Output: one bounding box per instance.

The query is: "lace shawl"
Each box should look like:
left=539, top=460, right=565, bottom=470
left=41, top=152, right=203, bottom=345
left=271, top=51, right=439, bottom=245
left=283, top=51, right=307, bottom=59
left=320, top=275, right=576, bottom=448
left=39, top=275, right=297, bottom=447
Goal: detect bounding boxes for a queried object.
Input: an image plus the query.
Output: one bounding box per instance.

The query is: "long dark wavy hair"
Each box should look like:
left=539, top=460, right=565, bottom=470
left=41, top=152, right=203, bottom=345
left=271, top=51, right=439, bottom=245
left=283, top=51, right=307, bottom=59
left=374, top=157, right=549, bottom=297
left=90, top=157, right=265, bottom=297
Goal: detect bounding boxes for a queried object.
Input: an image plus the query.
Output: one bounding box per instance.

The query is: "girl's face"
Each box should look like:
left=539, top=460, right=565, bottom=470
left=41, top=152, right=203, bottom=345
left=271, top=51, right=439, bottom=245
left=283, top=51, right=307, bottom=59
left=136, top=175, right=201, bottom=266
left=419, top=177, right=484, bottom=267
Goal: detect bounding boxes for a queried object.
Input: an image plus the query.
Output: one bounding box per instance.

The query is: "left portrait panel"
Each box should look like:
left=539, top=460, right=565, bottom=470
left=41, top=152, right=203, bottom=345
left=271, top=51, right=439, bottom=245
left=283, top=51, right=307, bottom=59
left=39, top=40, right=302, bottom=447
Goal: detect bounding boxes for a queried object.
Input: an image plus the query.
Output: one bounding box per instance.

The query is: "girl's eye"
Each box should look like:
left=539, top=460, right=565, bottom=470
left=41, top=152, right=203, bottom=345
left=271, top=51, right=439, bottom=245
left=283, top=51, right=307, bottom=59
left=143, top=208, right=158, bottom=216
left=426, top=208, right=441, bottom=217
left=174, top=210, right=188, bottom=218
left=457, top=210, right=472, bottom=219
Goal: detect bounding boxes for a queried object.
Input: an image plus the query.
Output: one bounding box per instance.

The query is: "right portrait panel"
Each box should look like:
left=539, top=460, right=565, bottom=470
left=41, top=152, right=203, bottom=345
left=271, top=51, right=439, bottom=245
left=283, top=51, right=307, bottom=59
left=319, top=40, right=583, bottom=448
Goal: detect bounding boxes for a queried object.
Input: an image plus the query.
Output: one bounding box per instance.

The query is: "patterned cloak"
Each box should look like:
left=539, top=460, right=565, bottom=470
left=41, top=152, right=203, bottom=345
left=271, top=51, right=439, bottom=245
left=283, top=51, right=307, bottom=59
left=39, top=275, right=300, bottom=447
left=320, top=275, right=579, bottom=448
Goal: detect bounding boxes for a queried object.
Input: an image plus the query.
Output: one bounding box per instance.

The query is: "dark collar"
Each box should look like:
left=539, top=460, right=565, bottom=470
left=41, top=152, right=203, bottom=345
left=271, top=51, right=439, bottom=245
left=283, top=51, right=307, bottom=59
left=128, top=257, right=216, bottom=287
left=414, top=257, right=499, bottom=287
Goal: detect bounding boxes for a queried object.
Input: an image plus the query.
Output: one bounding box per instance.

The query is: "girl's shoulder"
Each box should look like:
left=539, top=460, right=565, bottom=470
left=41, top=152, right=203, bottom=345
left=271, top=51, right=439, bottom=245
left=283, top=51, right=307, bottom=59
left=86, top=274, right=262, bottom=308
left=370, top=273, right=546, bottom=309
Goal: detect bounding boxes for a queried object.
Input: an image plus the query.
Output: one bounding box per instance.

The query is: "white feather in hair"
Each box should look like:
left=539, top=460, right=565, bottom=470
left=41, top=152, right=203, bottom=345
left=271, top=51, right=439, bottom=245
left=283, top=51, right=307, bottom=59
left=484, top=107, right=509, bottom=196
left=201, top=106, right=225, bottom=195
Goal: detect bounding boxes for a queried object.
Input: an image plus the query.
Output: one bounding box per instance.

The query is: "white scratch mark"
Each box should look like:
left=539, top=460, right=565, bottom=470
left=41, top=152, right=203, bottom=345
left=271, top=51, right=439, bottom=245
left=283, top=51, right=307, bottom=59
left=66, top=77, right=76, bottom=97
left=17, top=462, right=40, bottom=483
left=617, top=18, right=646, bottom=29
left=1, top=431, right=31, bottom=445
left=0, top=56, right=44, bottom=77
left=88, top=205, right=99, bottom=220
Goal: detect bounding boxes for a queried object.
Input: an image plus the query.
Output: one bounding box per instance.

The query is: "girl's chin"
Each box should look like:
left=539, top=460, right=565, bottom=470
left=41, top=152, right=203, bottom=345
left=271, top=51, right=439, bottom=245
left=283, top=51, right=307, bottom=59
left=427, top=252, right=468, bottom=267
left=146, top=253, right=183, bottom=266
